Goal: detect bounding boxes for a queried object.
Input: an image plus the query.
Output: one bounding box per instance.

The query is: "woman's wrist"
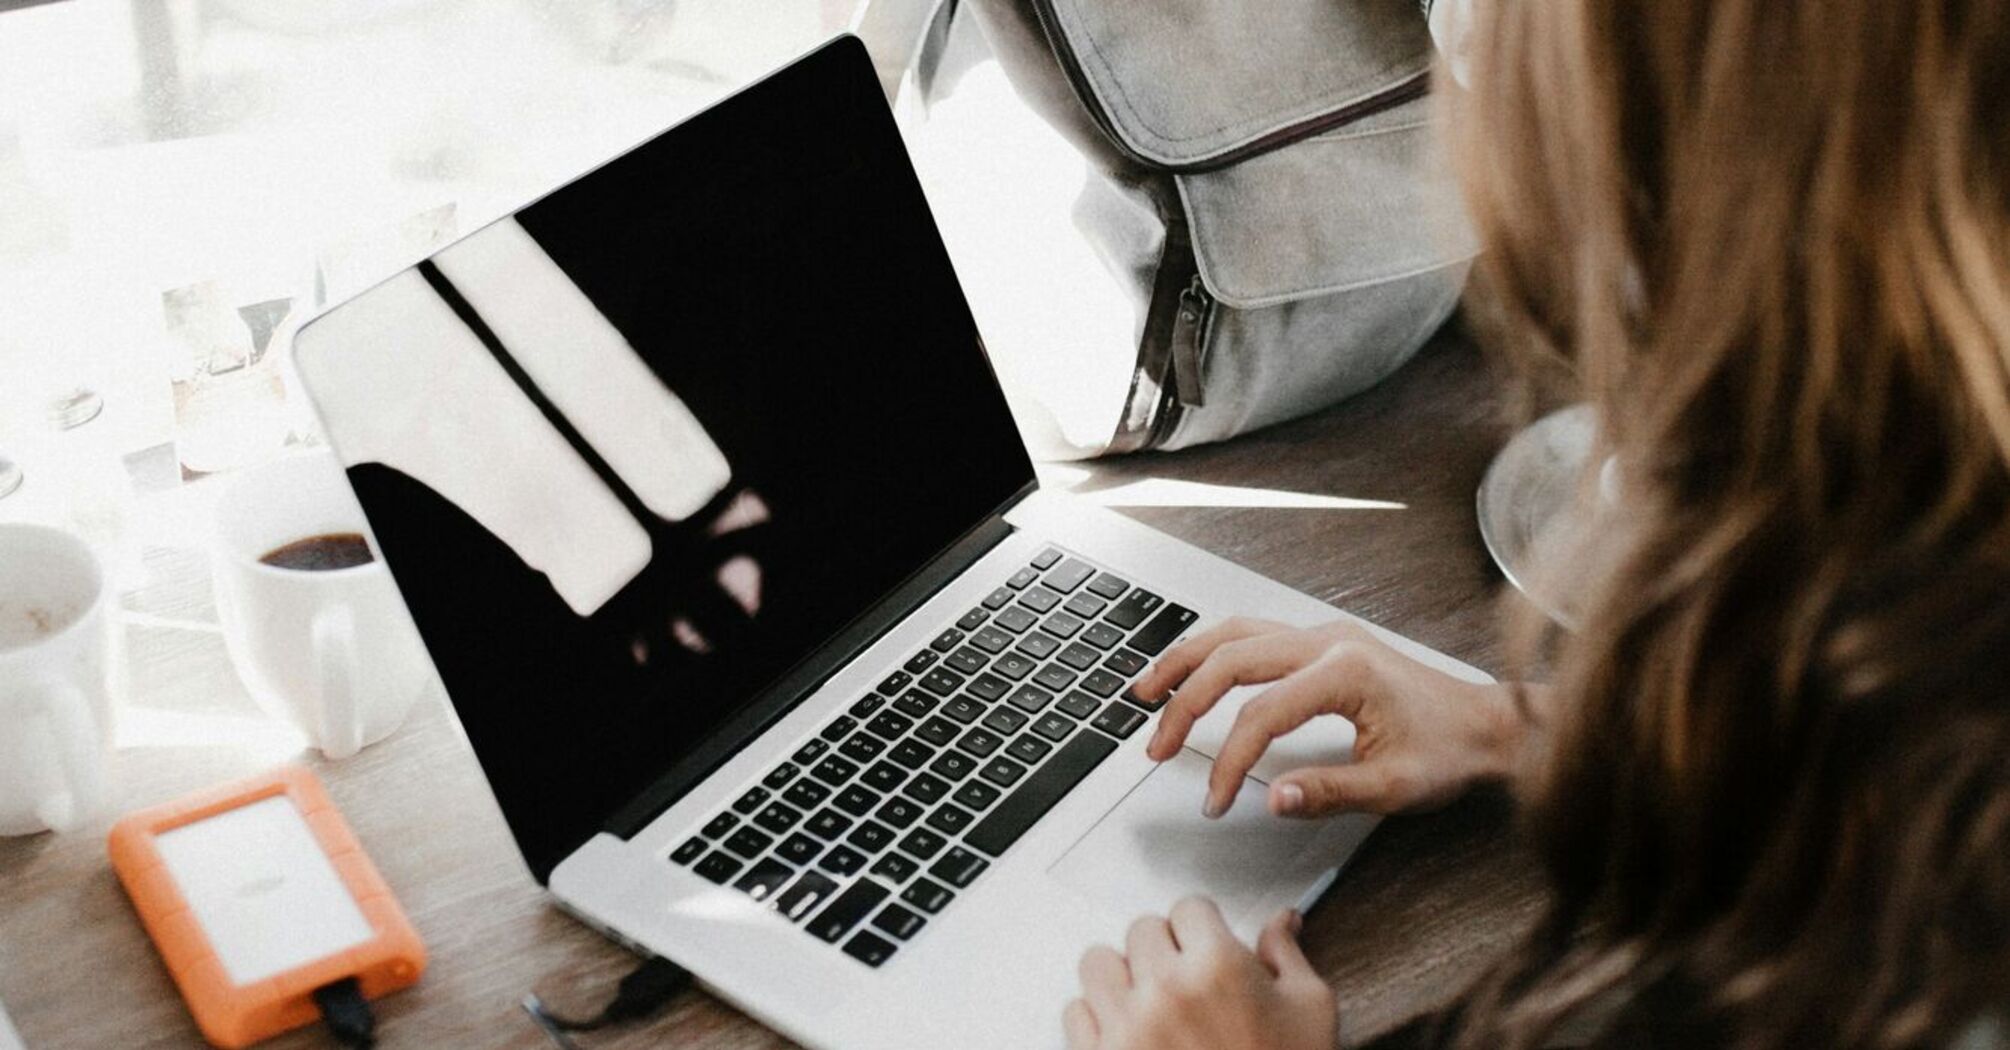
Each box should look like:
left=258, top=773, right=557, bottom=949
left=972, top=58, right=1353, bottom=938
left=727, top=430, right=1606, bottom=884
left=1467, top=682, right=1532, bottom=783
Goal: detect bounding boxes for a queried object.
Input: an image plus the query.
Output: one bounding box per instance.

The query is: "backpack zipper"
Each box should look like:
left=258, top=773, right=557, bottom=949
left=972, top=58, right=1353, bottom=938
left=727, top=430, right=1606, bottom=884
left=1168, top=275, right=1212, bottom=409
left=1027, top=0, right=1430, bottom=174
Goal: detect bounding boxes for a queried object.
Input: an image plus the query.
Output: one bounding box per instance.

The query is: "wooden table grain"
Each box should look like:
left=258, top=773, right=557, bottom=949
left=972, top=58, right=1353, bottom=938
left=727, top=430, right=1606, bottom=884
left=0, top=329, right=1546, bottom=1049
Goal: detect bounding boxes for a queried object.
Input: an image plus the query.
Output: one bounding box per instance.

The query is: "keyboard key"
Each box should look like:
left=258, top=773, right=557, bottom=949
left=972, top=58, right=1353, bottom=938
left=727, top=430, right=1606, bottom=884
left=809, top=879, right=891, bottom=943
left=901, top=878, right=955, bottom=914
left=915, top=715, right=961, bottom=745
left=982, top=707, right=1029, bottom=735
left=878, top=670, right=914, bottom=695
left=806, top=808, right=854, bottom=840
left=871, top=853, right=920, bottom=883
left=1018, top=587, right=1063, bottom=614
left=775, top=871, right=840, bottom=922
left=820, top=717, right=858, bottom=743
left=1079, top=669, right=1127, bottom=698
left=777, top=833, right=823, bottom=866
left=834, top=784, right=882, bottom=816
left=970, top=626, right=1014, bottom=654
left=903, top=650, right=940, bottom=674
left=819, top=845, right=867, bottom=876
left=1015, top=632, right=1061, bottom=661
left=929, top=847, right=991, bottom=888
left=981, top=587, right=1014, bottom=610
left=956, top=607, right=990, bottom=631
left=1056, top=691, right=1101, bottom=719
left=1126, top=604, right=1198, bottom=656
left=732, top=787, right=771, bottom=814
left=812, top=756, right=860, bottom=787
left=919, top=668, right=966, bottom=696
left=889, top=739, right=936, bottom=770
left=724, top=827, right=774, bottom=858
left=1106, top=649, right=1149, bottom=677
left=929, top=750, right=978, bottom=781
left=1063, top=593, right=1108, bottom=619
left=754, top=802, right=803, bottom=834
left=843, top=931, right=898, bottom=968
left=1057, top=643, right=1101, bottom=672
left=1080, top=622, right=1124, bottom=650
left=1104, top=588, right=1164, bottom=630
left=967, top=673, right=1010, bottom=701
left=930, top=628, right=965, bottom=652
left=945, top=646, right=989, bottom=675
left=1034, top=666, right=1078, bottom=692
left=952, top=780, right=1002, bottom=810
left=1007, top=735, right=1054, bottom=764
left=849, top=695, right=885, bottom=719
left=1031, top=712, right=1077, bottom=742
left=965, top=731, right=1118, bottom=857
left=783, top=780, right=831, bottom=810
left=1044, top=559, right=1096, bottom=594
left=1007, top=685, right=1056, bottom=714
left=863, top=761, right=908, bottom=793
left=840, top=734, right=887, bottom=763
left=902, top=772, right=951, bottom=805
left=763, top=764, right=798, bottom=790
left=894, top=690, right=939, bottom=719
left=979, top=756, right=1028, bottom=787
left=897, top=826, right=947, bottom=859
left=671, top=836, right=707, bottom=865
left=1041, top=611, right=1085, bottom=639
left=924, top=803, right=975, bottom=836
left=873, top=903, right=927, bottom=940
left=941, top=697, right=985, bottom=724
left=1092, top=702, right=1149, bottom=739
left=993, top=653, right=1037, bottom=681
left=735, top=860, right=795, bottom=901
left=956, top=728, right=1005, bottom=758
left=793, top=739, right=830, bottom=764
left=1006, top=566, right=1041, bottom=589
left=701, top=812, right=739, bottom=838
left=847, top=821, right=897, bottom=853
left=1031, top=548, right=1063, bottom=570
left=695, top=851, right=745, bottom=884
left=994, top=606, right=1038, bottom=633
left=1087, top=573, right=1130, bottom=600
left=877, top=797, right=924, bottom=829
left=1122, top=685, right=1167, bottom=712
left=866, top=710, right=915, bottom=740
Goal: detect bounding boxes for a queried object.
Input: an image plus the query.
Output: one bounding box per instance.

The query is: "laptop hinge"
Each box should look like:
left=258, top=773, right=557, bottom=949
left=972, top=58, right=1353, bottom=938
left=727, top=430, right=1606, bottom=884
left=598, top=481, right=1035, bottom=849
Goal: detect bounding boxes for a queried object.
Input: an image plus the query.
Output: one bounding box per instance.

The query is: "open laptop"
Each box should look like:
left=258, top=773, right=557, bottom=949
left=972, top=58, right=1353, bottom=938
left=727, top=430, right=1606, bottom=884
left=292, top=36, right=1489, bottom=1050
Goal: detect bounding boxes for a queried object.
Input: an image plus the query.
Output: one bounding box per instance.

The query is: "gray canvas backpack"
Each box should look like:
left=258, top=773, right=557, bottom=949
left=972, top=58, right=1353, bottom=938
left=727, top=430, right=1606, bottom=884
left=901, top=0, right=1477, bottom=457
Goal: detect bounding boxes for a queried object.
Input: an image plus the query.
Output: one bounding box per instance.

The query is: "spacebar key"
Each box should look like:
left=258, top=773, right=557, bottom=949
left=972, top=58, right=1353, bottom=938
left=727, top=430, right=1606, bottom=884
left=965, top=732, right=1117, bottom=857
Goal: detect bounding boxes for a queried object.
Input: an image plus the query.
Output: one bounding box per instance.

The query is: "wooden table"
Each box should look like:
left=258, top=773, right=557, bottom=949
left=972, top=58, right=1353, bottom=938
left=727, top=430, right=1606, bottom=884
left=0, top=329, right=1547, bottom=1048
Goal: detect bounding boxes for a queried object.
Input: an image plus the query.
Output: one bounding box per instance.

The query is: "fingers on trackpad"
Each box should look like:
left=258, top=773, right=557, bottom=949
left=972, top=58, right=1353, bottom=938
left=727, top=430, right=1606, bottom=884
left=1046, top=750, right=1375, bottom=939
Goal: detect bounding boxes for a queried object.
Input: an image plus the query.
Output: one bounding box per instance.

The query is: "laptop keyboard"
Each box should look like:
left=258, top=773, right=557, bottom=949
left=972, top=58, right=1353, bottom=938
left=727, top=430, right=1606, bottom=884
left=667, top=546, right=1199, bottom=968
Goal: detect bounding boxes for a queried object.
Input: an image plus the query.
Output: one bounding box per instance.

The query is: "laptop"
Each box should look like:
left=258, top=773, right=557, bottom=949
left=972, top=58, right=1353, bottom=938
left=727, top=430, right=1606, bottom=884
left=291, top=36, right=1490, bottom=1050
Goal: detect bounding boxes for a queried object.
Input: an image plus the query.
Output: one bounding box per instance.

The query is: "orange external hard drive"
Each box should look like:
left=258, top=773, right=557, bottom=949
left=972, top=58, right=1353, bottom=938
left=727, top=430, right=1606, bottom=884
left=107, top=766, right=425, bottom=1048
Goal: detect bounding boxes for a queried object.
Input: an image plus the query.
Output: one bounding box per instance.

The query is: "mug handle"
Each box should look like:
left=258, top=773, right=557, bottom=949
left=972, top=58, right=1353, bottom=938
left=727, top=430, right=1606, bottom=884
left=311, top=605, right=365, bottom=760
left=23, top=678, right=99, bottom=833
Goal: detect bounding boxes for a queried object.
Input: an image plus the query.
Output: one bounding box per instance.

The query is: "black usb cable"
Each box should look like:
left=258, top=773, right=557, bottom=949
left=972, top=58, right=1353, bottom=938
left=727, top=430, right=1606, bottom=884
left=312, top=979, right=376, bottom=1049
left=522, top=956, right=693, bottom=1048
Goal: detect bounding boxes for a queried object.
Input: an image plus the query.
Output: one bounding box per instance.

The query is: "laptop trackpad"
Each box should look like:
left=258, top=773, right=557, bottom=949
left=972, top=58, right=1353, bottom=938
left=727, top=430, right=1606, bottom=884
left=1048, top=749, right=1376, bottom=940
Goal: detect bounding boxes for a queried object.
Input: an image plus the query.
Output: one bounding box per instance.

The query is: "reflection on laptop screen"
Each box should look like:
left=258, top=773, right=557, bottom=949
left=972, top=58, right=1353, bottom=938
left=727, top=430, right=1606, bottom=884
left=295, top=40, right=1034, bottom=879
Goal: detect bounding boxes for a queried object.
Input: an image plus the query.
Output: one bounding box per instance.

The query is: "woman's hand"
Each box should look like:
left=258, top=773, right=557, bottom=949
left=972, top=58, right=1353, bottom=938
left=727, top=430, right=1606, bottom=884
left=1133, top=617, right=1525, bottom=819
left=1065, top=900, right=1335, bottom=1050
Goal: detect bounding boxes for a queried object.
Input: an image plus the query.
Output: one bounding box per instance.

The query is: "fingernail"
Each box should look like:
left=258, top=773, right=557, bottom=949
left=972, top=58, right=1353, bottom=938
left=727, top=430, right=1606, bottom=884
left=1203, top=795, right=1226, bottom=819
left=1274, top=783, right=1304, bottom=815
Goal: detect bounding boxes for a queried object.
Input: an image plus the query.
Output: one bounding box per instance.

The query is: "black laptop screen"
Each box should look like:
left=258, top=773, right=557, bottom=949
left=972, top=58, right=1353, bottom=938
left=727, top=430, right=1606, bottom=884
left=296, top=39, right=1034, bottom=879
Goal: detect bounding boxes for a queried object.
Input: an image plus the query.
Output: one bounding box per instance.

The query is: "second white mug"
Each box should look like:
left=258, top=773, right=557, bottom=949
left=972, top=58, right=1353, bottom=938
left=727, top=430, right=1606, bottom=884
left=212, top=452, right=432, bottom=759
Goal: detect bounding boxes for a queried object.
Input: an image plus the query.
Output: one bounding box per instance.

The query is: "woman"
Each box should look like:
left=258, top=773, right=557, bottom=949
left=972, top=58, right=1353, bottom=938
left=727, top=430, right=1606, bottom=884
left=1062, top=0, right=2010, bottom=1047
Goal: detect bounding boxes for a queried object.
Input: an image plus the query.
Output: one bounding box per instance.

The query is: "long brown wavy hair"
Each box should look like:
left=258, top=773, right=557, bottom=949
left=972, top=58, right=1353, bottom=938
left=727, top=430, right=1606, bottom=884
left=1440, top=1, right=2010, bottom=1046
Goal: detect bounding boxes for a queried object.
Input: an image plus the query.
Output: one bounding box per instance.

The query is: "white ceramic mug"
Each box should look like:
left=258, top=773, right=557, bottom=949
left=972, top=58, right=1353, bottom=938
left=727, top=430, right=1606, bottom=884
left=213, top=453, right=431, bottom=759
left=0, top=524, right=115, bottom=836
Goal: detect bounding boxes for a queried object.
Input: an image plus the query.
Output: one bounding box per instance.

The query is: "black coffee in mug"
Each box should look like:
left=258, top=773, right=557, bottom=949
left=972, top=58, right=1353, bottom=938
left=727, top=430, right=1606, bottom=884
left=259, top=532, right=375, bottom=572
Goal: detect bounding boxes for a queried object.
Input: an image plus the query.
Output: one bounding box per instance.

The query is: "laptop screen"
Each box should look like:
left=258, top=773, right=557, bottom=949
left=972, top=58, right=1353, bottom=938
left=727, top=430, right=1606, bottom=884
left=294, top=39, right=1034, bottom=880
